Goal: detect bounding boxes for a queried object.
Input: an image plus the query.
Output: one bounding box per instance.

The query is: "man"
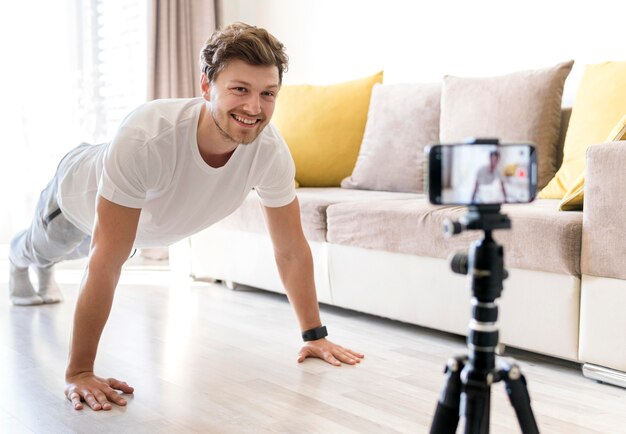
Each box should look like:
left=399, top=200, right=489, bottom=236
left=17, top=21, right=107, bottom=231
left=471, top=150, right=507, bottom=203
left=9, top=22, right=363, bottom=412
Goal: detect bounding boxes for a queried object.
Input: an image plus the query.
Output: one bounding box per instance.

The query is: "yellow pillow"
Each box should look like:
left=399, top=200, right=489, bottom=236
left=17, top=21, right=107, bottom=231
left=559, top=114, right=626, bottom=210
left=272, top=72, right=383, bottom=186
left=540, top=61, right=626, bottom=199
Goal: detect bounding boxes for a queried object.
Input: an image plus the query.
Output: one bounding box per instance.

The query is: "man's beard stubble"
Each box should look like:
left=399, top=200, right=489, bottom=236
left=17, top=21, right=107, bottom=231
left=210, top=108, right=264, bottom=145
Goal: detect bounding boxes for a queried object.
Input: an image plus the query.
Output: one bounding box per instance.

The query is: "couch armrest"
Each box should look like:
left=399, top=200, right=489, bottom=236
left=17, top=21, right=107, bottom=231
left=581, top=141, right=626, bottom=279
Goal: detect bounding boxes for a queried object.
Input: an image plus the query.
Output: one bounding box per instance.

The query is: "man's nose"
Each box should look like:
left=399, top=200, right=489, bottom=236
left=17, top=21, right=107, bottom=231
left=243, top=94, right=261, bottom=115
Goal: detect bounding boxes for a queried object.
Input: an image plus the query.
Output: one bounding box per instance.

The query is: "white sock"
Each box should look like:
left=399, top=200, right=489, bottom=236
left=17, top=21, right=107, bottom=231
left=9, top=262, right=43, bottom=306
left=35, top=265, right=64, bottom=304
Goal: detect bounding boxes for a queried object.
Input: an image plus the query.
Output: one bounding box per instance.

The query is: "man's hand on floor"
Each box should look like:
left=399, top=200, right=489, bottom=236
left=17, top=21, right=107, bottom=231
left=65, top=372, right=134, bottom=411
left=297, top=338, right=364, bottom=366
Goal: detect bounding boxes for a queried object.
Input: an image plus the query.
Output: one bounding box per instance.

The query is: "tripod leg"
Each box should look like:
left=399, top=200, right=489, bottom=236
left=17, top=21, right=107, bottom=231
left=461, top=370, right=491, bottom=434
left=430, top=356, right=465, bottom=434
left=500, top=361, right=540, bottom=434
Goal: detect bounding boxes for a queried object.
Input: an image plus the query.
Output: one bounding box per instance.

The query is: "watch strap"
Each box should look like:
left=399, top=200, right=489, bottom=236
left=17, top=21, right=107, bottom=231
left=302, top=325, right=328, bottom=342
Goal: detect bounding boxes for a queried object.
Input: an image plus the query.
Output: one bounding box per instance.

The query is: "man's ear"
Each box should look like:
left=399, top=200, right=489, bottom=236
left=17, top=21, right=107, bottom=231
left=200, top=74, right=211, bottom=101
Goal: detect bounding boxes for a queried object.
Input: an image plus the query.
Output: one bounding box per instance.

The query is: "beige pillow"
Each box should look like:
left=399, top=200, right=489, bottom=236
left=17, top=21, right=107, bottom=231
left=341, top=83, right=441, bottom=192
left=440, top=60, right=574, bottom=189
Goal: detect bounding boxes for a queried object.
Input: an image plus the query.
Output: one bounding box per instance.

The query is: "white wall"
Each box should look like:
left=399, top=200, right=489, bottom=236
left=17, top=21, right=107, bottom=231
left=219, top=0, right=625, bottom=106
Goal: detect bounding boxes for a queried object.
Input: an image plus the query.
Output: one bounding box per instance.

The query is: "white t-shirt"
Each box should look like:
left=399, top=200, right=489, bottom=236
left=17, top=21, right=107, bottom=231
left=56, top=98, right=296, bottom=248
left=474, top=166, right=505, bottom=203
left=475, top=166, right=503, bottom=185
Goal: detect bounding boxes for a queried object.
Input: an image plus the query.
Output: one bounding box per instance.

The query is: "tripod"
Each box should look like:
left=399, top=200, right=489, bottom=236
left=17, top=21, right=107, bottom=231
left=429, top=205, right=540, bottom=434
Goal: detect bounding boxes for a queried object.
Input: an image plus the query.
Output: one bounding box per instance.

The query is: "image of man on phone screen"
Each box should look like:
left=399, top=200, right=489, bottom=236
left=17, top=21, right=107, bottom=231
left=471, top=151, right=507, bottom=203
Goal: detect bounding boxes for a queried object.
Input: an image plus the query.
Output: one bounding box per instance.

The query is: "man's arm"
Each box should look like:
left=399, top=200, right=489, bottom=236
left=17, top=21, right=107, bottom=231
left=64, top=195, right=140, bottom=411
left=471, top=180, right=480, bottom=203
left=500, top=179, right=508, bottom=201
left=262, top=197, right=364, bottom=366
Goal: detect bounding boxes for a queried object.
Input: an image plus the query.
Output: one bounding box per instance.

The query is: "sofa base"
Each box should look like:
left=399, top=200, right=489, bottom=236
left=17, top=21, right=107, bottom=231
left=579, top=274, right=626, bottom=374
left=329, top=244, right=580, bottom=361
left=187, top=228, right=333, bottom=304
left=582, top=363, right=626, bottom=389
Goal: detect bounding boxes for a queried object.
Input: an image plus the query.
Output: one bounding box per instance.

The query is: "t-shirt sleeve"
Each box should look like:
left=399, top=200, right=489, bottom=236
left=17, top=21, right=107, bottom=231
left=254, top=128, right=297, bottom=208
left=98, top=126, right=153, bottom=209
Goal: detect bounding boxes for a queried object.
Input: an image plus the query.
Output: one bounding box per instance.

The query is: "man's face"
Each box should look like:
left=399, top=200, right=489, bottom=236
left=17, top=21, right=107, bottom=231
left=490, top=154, right=500, bottom=170
left=202, top=59, right=280, bottom=145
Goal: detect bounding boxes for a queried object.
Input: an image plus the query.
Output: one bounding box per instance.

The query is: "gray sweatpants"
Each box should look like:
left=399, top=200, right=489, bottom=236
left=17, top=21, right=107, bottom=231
left=9, top=148, right=92, bottom=269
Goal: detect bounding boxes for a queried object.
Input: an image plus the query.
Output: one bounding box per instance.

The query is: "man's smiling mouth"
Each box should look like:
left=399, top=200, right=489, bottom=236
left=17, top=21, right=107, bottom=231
left=232, top=114, right=260, bottom=126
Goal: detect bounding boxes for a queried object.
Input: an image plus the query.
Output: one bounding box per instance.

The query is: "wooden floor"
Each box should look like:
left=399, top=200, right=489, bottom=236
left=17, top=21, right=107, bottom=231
left=1, top=255, right=626, bottom=433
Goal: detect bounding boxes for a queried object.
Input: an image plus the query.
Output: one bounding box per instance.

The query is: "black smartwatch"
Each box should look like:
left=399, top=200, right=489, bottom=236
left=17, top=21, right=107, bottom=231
left=302, top=325, right=328, bottom=342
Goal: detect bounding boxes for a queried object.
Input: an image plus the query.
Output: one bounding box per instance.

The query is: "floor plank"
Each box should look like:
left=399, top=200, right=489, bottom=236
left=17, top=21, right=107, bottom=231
left=1, top=256, right=626, bottom=433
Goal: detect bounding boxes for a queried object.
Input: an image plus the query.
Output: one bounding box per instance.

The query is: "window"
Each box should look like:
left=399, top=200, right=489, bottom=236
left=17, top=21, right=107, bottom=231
left=71, top=0, right=148, bottom=144
left=0, top=0, right=147, bottom=243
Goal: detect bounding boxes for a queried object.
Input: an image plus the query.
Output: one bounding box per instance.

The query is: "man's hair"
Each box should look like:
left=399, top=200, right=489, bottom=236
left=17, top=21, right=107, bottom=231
left=199, top=22, right=289, bottom=85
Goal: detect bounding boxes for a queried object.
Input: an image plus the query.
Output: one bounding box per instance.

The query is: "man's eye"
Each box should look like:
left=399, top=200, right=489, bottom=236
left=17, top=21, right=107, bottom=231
left=234, top=87, right=247, bottom=93
left=263, top=92, right=275, bottom=97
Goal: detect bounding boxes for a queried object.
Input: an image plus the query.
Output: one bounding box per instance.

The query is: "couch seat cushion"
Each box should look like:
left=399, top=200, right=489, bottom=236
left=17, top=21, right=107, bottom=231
left=326, top=198, right=582, bottom=276
left=214, top=188, right=421, bottom=242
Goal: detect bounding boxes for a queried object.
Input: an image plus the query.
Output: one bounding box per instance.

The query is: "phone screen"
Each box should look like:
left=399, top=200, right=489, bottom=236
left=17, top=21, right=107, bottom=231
left=428, top=144, right=537, bottom=205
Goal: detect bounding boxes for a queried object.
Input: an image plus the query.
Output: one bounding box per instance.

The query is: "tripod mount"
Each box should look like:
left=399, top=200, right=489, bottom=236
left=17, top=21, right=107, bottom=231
left=430, top=205, right=540, bottom=434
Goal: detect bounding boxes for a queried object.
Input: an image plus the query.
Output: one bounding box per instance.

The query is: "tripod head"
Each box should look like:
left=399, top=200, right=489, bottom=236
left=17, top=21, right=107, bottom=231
left=444, top=205, right=510, bottom=303
left=445, top=204, right=511, bottom=236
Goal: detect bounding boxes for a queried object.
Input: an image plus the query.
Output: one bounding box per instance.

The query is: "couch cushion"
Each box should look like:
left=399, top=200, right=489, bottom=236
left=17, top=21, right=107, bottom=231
left=440, top=60, right=574, bottom=190
left=581, top=141, right=626, bottom=280
left=326, top=198, right=582, bottom=276
left=341, top=82, right=441, bottom=193
left=541, top=60, right=626, bottom=199
left=559, top=114, right=626, bottom=211
left=214, top=188, right=420, bottom=242
left=272, top=72, right=383, bottom=187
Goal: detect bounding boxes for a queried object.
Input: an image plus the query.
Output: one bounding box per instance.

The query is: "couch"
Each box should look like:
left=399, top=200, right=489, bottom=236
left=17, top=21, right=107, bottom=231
left=171, top=62, right=626, bottom=388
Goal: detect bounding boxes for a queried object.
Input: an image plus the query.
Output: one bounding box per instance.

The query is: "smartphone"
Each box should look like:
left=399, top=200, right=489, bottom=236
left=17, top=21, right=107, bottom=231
left=426, top=143, right=537, bottom=205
